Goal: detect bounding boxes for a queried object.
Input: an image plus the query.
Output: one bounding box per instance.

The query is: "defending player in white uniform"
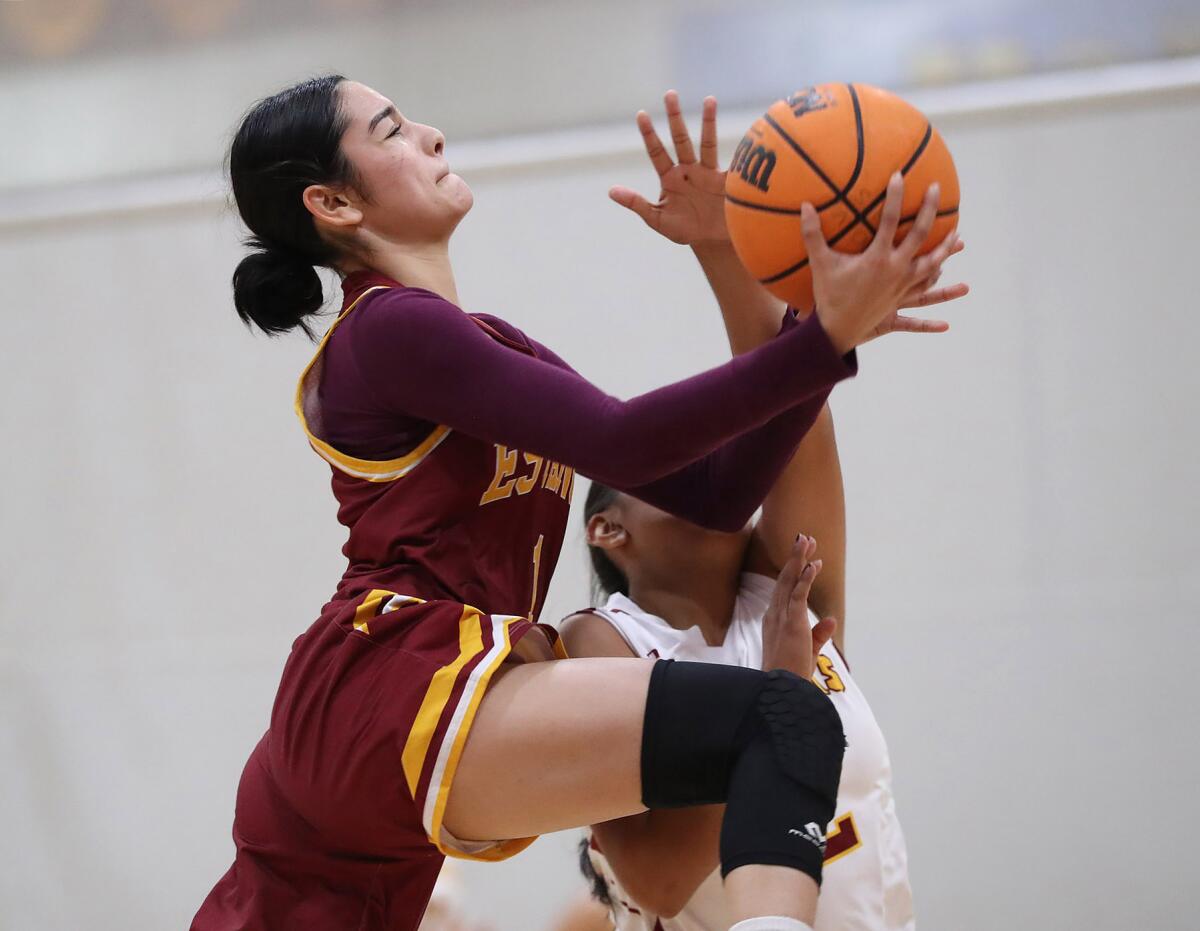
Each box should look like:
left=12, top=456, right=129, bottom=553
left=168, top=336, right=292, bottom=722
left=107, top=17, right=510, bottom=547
left=558, top=89, right=959, bottom=931
left=578, top=576, right=913, bottom=931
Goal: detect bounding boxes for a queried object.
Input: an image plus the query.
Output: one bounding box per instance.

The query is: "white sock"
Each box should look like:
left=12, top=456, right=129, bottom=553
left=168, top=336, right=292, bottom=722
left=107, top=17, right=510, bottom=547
left=728, top=918, right=814, bottom=931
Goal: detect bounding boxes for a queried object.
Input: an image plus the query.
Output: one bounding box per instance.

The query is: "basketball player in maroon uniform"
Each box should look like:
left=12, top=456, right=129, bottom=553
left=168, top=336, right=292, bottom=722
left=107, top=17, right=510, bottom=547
left=192, top=76, right=963, bottom=931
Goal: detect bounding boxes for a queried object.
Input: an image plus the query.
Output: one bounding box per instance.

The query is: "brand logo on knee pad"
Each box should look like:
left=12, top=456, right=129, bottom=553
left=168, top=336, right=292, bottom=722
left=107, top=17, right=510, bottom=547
left=788, top=822, right=827, bottom=852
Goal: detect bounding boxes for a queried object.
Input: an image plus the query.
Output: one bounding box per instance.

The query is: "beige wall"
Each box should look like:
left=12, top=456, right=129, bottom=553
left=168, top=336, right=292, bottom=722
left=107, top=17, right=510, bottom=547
left=1, top=63, right=1198, bottom=930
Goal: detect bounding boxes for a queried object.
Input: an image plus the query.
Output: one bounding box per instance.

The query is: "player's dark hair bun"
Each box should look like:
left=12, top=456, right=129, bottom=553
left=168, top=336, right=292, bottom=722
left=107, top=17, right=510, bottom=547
left=233, top=243, right=325, bottom=339
left=228, top=74, right=360, bottom=338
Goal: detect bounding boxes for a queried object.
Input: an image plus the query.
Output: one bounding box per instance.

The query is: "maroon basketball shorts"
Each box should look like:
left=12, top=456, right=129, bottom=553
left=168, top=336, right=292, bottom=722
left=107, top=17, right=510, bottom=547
left=193, top=591, right=564, bottom=930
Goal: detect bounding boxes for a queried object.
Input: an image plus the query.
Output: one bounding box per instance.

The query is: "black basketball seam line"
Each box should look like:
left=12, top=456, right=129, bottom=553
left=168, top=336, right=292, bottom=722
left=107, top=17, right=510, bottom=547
left=760, top=256, right=811, bottom=283
left=855, top=122, right=934, bottom=227
left=743, top=102, right=859, bottom=214
left=844, top=85, right=873, bottom=236
left=725, top=195, right=859, bottom=217
left=842, top=84, right=870, bottom=234
left=762, top=112, right=870, bottom=228
left=899, top=206, right=958, bottom=224
left=766, top=122, right=934, bottom=280
left=729, top=199, right=958, bottom=220
left=732, top=93, right=914, bottom=228
left=757, top=207, right=956, bottom=286
left=757, top=121, right=940, bottom=286
left=761, top=113, right=841, bottom=200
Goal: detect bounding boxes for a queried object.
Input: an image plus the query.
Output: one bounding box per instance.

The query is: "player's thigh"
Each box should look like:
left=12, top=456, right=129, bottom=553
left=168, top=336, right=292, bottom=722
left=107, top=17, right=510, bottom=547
left=443, top=656, right=655, bottom=841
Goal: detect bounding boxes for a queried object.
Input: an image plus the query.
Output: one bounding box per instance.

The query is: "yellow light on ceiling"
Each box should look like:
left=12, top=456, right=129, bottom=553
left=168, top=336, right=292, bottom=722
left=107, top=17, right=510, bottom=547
left=1, top=0, right=107, bottom=58
left=149, top=0, right=240, bottom=40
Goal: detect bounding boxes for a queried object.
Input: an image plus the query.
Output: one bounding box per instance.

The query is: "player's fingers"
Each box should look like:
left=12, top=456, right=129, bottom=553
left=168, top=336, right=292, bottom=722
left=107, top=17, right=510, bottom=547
left=898, top=182, right=939, bottom=259
left=768, top=534, right=809, bottom=619
left=792, top=532, right=813, bottom=565
left=811, top=616, right=837, bottom=656
left=908, top=245, right=944, bottom=284
left=608, top=186, right=661, bottom=231
left=787, top=559, right=818, bottom=628
left=786, top=540, right=819, bottom=614
left=699, top=96, right=719, bottom=169
left=886, top=313, right=951, bottom=333
left=764, top=569, right=795, bottom=635
left=764, top=548, right=796, bottom=622
left=636, top=110, right=675, bottom=177
left=919, top=226, right=958, bottom=273
left=900, top=268, right=941, bottom=304
left=900, top=282, right=969, bottom=310
left=905, top=231, right=961, bottom=291
left=917, top=231, right=964, bottom=269
left=912, top=230, right=963, bottom=281
left=871, top=172, right=904, bottom=252
left=664, top=89, right=697, bottom=166
left=800, top=203, right=832, bottom=264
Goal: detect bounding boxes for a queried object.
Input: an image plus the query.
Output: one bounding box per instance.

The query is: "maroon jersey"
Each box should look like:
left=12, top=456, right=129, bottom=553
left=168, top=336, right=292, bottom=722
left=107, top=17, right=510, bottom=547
left=194, top=282, right=578, bottom=931
left=194, top=271, right=855, bottom=930
left=301, top=278, right=575, bottom=622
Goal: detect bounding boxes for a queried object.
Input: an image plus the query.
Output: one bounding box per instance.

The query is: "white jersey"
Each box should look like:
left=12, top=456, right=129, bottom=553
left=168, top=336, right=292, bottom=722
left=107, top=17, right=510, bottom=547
left=585, top=574, right=914, bottom=931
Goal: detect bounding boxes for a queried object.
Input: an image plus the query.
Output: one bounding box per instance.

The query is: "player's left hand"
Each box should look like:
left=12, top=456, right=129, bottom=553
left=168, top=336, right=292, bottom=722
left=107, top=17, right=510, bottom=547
left=761, top=534, right=837, bottom=679
left=609, top=90, right=730, bottom=245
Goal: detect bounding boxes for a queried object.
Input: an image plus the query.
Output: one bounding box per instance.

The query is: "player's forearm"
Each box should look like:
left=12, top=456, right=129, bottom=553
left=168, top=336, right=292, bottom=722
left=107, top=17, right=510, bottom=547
left=594, top=805, right=724, bottom=918
left=690, top=245, right=849, bottom=643
left=758, top=405, right=848, bottom=643
left=692, top=241, right=785, bottom=356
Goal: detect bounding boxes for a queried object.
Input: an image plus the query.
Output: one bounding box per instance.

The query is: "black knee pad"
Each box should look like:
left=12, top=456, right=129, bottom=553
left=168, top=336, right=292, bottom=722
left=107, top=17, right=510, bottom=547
left=640, top=660, right=845, bottom=885
left=753, top=668, right=846, bottom=801
left=719, top=669, right=845, bottom=882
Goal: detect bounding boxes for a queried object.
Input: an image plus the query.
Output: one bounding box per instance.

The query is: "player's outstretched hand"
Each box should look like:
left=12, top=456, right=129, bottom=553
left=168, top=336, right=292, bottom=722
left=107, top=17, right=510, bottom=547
left=761, top=534, right=837, bottom=678
left=865, top=229, right=967, bottom=341
left=802, top=173, right=969, bottom=353
left=609, top=90, right=729, bottom=246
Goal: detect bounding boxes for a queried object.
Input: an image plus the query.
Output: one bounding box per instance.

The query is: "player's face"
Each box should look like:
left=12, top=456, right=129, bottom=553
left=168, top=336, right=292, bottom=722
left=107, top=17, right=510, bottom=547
left=610, top=494, right=750, bottom=582
left=336, top=81, right=473, bottom=245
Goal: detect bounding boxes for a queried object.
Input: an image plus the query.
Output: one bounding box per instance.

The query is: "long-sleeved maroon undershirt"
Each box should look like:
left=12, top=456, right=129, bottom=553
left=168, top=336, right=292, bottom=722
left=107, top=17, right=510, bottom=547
left=317, top=284, right=856, bottom=531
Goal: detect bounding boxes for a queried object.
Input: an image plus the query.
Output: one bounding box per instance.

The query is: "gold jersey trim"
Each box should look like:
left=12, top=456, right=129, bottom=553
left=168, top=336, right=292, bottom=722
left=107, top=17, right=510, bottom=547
left=293, top=285, right=452, bottom=482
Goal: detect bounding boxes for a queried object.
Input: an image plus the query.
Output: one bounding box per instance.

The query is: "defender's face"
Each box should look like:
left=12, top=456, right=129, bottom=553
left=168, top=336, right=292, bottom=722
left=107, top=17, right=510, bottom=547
left=336, top=81, right=473, bottom=245
left=607, top=493, right=750, bottom=579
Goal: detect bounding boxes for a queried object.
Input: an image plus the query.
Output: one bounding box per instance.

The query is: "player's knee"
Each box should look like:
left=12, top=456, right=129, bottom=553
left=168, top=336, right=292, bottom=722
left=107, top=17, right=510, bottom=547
left=639, top=660, right=845, bottom=888
left=639, top=660, right=844, bottom=808
left=718, top=670, right=844, bottom=884
left=752, top=669, right=844, bottom=801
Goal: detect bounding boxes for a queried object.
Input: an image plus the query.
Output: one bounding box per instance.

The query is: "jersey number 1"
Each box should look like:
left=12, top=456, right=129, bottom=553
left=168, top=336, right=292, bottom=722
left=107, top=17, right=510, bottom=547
left=529, top=534, right=544, bottom=618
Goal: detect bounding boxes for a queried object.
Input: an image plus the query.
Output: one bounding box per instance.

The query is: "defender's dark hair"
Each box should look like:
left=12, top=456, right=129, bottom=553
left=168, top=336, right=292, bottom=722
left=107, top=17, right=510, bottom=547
left=584, top=481, right=629, bottom=600
left=577, top=836, right=613, bottom=910
left=229, top=74, right=361, bottom=339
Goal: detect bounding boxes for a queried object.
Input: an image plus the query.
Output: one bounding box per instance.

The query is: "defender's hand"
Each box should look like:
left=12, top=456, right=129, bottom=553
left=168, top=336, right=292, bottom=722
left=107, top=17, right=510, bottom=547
left=761, top=534, right=837, bottom=679
left=609, top=91, right=729, bottom=245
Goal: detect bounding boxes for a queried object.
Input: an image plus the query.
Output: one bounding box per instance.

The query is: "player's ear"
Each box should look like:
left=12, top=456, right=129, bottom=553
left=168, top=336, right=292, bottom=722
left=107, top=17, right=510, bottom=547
left=586, top=512, right=627, bottom=551
left=303, top=183, right=363, bottom=230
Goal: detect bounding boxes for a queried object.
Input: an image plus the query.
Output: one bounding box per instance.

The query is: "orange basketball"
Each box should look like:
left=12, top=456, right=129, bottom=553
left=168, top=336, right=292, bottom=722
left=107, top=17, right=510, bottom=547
left=724, top=83, right=959, bottom=310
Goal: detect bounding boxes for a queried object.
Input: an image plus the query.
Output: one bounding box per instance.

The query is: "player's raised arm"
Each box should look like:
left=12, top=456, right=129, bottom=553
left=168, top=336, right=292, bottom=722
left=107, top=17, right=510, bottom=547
left=756, top=179, right=965, bottom=647
left=609, top=92, right=971, bottom=646
left=338, top=287, right=852, bottom=532
left=609, top=90, right=786, bottom=352
left=608, top=91, right=968, bottom=350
